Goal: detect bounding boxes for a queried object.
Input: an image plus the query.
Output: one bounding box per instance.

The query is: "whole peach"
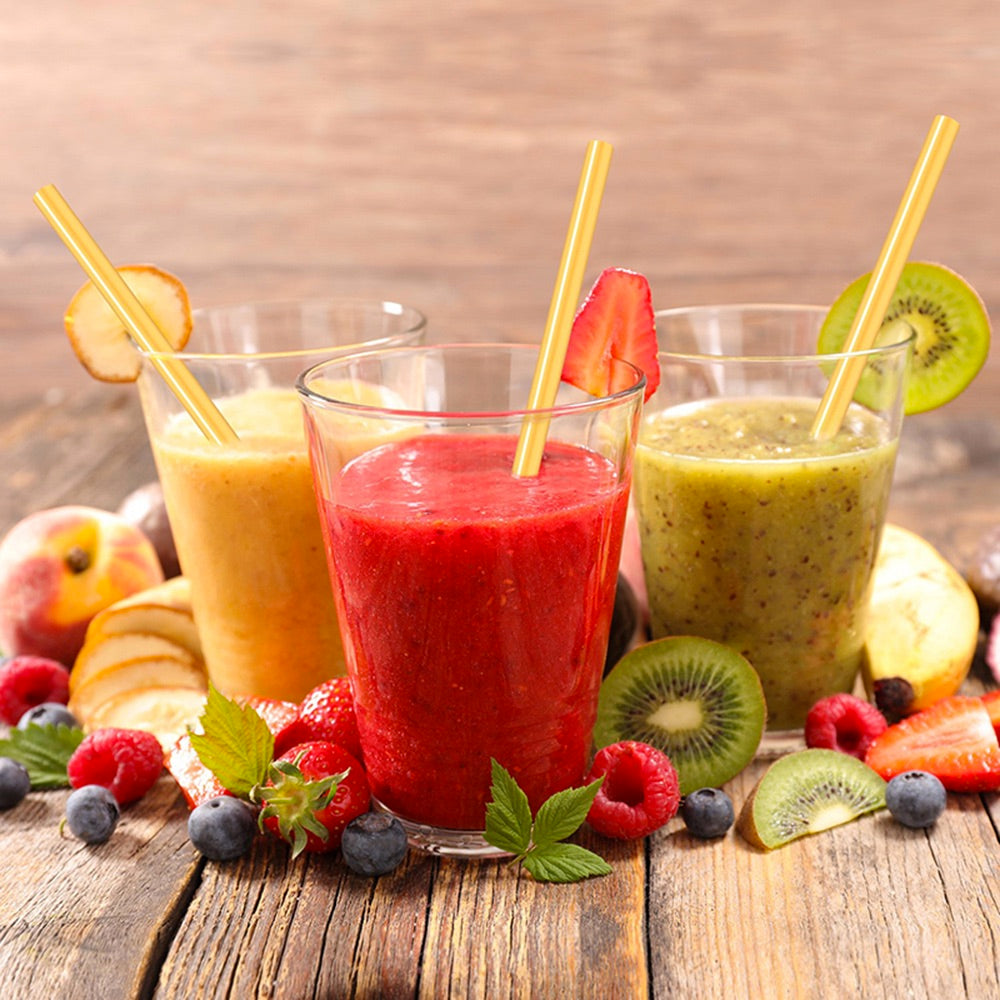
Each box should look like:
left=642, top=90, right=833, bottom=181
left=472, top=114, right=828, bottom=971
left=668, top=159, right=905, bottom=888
left=0, top=505, right=164, bottom=664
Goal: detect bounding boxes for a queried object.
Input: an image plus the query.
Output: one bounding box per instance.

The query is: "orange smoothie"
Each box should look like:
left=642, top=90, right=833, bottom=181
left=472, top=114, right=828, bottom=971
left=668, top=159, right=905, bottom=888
left=150, top=386, right=343, bottom=701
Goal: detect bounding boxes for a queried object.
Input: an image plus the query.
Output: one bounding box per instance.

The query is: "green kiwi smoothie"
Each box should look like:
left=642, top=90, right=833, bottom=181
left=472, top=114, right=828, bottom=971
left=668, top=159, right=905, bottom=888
left=634, top=396, right=898, bottom=731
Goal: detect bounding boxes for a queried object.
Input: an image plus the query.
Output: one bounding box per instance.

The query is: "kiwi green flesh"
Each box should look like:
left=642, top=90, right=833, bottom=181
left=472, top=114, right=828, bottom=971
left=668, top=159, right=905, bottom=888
left=593, top=636, right=766, bottom=796
left=739, top=749, right=886, bottom=849
left=818, top=261, right=990, bottom=415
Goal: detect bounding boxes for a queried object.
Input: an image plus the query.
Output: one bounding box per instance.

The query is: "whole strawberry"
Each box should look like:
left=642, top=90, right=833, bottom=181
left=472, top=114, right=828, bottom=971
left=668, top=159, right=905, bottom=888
left=67, top=727, right=164, bottom=805
left=275, top=677, right=362, bottom=761
left=255, top=740, right=369, bottom=857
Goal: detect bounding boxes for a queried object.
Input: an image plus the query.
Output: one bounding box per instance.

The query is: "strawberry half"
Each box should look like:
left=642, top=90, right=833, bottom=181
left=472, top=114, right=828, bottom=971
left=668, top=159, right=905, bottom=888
left=865, top=695, right=1000, bottom=792
left=165, top=696, right=300, bottom=809
left=981, top=690, right=1000, bottom=741
left=561, top=267, right=660, bottom=403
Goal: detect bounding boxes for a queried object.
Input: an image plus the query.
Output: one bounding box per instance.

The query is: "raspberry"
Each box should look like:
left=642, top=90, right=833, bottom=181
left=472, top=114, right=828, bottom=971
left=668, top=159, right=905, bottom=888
left=585, top=740, right=680, bottom=839
left=805, top=693, right=887, bottom=760
left=67, top=728, right=164, bottom=805
left=0, top=655, right=69, bottom=725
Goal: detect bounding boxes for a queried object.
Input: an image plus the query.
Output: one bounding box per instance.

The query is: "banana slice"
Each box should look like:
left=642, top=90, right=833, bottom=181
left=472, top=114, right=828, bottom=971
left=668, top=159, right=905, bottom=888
left=862, top=523, right=980, bottom=717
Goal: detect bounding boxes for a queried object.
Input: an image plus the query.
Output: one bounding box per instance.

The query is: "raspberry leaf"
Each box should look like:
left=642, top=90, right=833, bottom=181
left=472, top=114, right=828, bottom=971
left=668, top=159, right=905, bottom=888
left=522, top=842, right=613, bottom=883
left=484, top=758, right=611, bottom=883
left=531, top=777, right=603, bottom=848
left=484, top=759, right=532, bottom=855
left=188, top=685, right=274, bottom=797
left=0, top=723, right=84, bottom=788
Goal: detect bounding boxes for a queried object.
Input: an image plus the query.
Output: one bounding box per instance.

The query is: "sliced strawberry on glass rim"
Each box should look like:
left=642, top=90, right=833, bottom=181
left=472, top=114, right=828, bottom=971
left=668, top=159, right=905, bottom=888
left=865, top=695, right=1000, bottom=793
left=561, top=267, right=660, bottom=402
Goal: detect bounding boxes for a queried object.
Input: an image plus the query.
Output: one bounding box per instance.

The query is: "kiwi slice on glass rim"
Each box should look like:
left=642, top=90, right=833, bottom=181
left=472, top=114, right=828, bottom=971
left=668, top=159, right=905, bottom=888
left=593, top=636, right=766, bottom=796
left=818, top=261, right=991, bottom=415
left=737, top=748, right=886, bottom=850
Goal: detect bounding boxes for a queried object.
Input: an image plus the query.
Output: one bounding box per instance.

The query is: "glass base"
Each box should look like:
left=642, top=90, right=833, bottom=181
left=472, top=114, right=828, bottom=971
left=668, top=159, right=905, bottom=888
left=372, top=797, right=510, bottom=858
left=755, top=726, right=806, bottom=759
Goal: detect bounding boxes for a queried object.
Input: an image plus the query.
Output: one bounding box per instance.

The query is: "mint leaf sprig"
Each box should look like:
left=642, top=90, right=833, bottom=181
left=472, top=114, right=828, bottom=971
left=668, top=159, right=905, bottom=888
left=484, top=758, right=611, bottom=883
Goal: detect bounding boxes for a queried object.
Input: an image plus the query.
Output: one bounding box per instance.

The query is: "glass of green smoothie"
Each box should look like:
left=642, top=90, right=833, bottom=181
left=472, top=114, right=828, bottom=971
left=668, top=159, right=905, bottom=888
left=633, top=305, right=913, bottom=750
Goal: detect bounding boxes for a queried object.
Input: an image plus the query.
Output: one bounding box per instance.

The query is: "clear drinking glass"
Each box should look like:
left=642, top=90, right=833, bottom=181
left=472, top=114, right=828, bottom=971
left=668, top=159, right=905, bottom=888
left=634, top=305, right=912, bottom=749
left=298, top=343, right=644, bottom=855
left=137, top=298, right=425, bottom=703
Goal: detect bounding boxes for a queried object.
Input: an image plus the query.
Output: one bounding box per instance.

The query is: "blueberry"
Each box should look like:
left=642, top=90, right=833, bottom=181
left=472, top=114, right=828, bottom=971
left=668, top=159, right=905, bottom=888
left=341, top=811, right=408, bottom=876
left=188, top=796, right=258, bottom=861
left=17, top=702, right=80, bottom=730
left=0, top=757, right=31, bottom=810
left=65, top=785, right=120, bottom=843
left=680, top=787, right=734, bottom=839
left=885, top=770, right=947, bottom=828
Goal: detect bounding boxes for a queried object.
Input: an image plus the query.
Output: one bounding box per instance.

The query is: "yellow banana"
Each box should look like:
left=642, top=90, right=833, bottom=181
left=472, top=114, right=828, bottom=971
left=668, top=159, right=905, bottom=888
left=861, top=523, right=979, bottom=718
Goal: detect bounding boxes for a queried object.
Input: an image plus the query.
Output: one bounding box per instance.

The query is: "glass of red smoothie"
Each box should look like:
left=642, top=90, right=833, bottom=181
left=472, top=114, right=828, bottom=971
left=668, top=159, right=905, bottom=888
left=297, top=343, right=645, bottom=856
left=633, top=305, right=913, bottom=752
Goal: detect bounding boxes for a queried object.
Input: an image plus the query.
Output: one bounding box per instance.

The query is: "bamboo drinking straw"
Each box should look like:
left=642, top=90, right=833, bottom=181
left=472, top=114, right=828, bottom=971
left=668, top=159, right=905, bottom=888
left=810, top=115, right=959, bottom=440
left=512, top=139, right=613, bottom=477
left=33, top=184, right=239, bottom=445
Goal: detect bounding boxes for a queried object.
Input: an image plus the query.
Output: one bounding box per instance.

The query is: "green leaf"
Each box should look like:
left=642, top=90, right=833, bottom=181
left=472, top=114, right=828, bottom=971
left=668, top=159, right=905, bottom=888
left=0, top=724, right=84, bottom=788
left=522, top=842, right=613, bottom=883
left=531, top=776, right=603, bottom=849
left=484, top=758, right=532, bottom=856
left=188, top=685, right=274, bottom=797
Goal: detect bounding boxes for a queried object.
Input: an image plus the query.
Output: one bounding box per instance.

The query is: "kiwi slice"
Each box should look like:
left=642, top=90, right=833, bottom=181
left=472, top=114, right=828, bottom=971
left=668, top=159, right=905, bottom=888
left=737, top=748, right=886, bottom=850
left=818, top=261, right=990, bottom=414
left=593, top=636, right=766, bottom=796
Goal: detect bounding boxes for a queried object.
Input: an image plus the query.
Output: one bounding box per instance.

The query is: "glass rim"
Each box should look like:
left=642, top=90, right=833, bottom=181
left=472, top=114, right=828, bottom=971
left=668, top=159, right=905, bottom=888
left=295, top=340, right=647, bottom=421
left=654, top=303, right=916, bottom=364
left=138, top=296, right=427, bottom=364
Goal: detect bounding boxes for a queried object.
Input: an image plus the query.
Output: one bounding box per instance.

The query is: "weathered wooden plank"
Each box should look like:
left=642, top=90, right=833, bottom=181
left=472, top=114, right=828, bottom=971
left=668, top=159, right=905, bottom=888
left=0, top=777, right=198, bottom=1000
left=648, top=760, right=1000, bottom=1000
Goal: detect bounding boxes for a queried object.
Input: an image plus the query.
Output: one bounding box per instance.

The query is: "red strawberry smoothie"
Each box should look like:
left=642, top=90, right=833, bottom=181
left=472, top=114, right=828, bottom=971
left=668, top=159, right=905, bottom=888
left=320, top=433, right=630, bottom=831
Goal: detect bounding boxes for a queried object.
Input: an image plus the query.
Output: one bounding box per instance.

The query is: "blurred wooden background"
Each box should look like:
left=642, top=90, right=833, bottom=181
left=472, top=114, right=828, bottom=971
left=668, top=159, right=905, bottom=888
left=1, top=0, right=998, bottom=416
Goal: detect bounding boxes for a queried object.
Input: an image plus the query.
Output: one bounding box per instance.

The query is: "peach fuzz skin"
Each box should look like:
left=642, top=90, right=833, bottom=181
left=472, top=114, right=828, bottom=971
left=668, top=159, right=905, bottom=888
left=0, top=505, right=164, bottom=665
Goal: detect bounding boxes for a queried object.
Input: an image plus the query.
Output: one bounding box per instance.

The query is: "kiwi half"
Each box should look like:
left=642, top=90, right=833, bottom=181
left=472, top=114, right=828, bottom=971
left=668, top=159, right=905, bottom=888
left=737, top=748, right=886, bottom=850
left=593, top=636, right=766, bottom=796
left=818, top=261, right=991, bottom=414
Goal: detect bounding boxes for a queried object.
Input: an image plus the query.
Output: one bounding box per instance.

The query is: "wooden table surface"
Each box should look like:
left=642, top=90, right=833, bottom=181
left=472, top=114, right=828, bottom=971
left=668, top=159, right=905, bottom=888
left=2, top=3, right=1000, bottom=998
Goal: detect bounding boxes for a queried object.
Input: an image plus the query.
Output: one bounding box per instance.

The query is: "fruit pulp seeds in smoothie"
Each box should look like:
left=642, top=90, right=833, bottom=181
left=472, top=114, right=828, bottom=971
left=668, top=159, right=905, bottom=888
left=151, top=387, right=344, bottom=702
left=323, top=433, right=630, bottom=831
left=634, top=397, right=898, bottom=731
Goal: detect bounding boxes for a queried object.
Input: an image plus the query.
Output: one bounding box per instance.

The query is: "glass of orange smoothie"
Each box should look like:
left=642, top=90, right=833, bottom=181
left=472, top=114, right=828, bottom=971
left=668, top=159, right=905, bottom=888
left=136, top=299, right=425, bottom=702
left=633, top=305, right=912, bottom=748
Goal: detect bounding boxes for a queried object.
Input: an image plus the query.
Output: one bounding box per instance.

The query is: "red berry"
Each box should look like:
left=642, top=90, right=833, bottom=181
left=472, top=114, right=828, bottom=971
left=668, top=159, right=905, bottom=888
left=0, top=655, right=70, bottom=725
left=275, top=677, right=362, bottom=761
left=804, top=693, right=888, bottom=760
left=237, top=695, right=300, bottom=753
left=982, top=690, right=1000, bottom=741
left=164, top=732, right=229, bottom=809
left=67, top=728, right=164, bottom=804
left=258, top=740, right=370, bottom=857
left=561, top=268, right=660, bottom=403
left=585, top=740, right=680, bottom=839
left=865, top=695, right=1000, bottom=792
